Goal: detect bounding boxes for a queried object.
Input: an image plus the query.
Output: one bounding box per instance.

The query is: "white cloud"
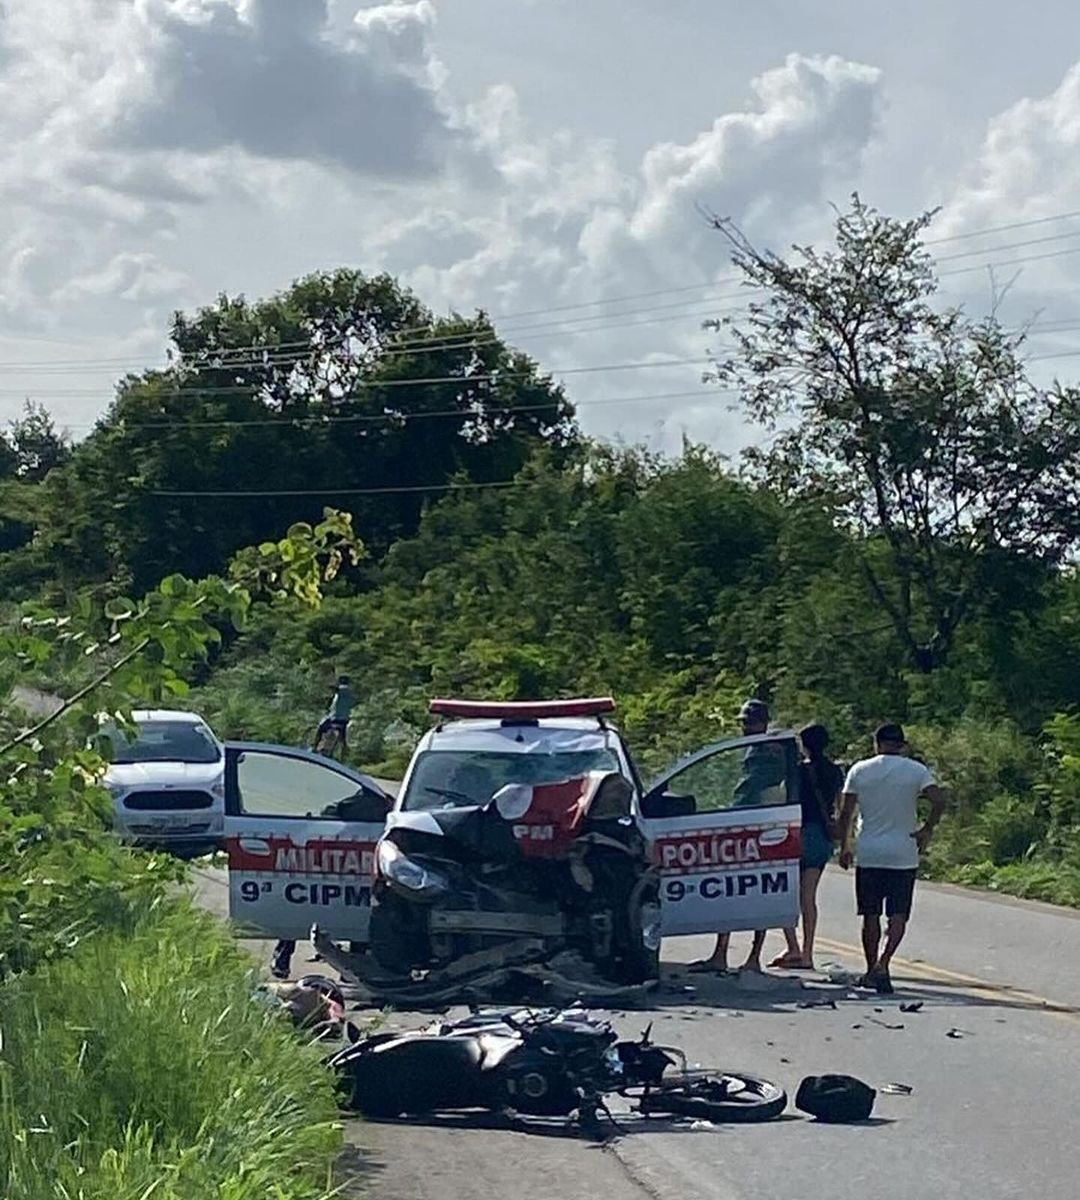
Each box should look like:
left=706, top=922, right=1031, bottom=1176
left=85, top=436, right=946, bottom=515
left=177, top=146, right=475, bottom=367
left=0, top=0, right=480, bottom=340
left=928, top=61, right=1080, bottom=375
left=53, top=253, right=190, bottom=304
left=104, top=0, right=465, bottom=177
left=10, top=0, right=1078, bottom=456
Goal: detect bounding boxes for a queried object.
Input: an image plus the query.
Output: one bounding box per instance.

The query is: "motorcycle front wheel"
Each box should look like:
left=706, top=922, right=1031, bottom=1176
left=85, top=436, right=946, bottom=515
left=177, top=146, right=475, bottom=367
left=636, top=1070, right=787, bottom=1123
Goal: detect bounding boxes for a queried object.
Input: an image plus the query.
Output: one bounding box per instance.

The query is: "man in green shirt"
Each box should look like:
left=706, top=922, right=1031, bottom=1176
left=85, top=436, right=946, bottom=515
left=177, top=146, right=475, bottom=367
left=312, top=675, right=355, bottom=753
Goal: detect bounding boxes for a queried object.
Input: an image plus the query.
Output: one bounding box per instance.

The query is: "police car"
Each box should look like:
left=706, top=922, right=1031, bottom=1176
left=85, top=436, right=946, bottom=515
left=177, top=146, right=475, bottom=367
left=222, top=697, right=803, bottom=947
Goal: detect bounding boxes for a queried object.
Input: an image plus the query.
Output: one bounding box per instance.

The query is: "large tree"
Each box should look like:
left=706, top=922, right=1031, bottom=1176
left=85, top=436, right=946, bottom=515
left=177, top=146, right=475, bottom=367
left=33, top=270, right=578, bottom=592
left=709, top=197, right=1080, bottom=672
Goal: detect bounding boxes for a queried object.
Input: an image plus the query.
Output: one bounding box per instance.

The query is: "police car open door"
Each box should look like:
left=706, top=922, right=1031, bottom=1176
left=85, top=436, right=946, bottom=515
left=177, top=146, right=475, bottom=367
left=639, top=732, right=802, bottom=935
left=223, top=742, right=392, bottom=942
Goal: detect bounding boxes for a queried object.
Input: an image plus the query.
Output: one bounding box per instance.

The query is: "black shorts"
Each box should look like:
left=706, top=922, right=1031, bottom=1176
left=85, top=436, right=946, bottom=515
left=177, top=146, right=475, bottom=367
left=855, top=867, right=917, bottom=918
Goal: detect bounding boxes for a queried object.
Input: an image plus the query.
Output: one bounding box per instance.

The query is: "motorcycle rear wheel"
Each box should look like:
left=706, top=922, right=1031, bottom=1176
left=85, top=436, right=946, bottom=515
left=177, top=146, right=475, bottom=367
left=636, top=1069, right=787, bottom=1123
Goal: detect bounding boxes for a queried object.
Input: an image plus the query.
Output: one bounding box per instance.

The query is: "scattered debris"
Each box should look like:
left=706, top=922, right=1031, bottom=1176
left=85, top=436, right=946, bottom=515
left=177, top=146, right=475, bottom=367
left=736, top=970, right=802, bottom=993
left=880, top=1083, right=913, bottom=1096
left=899, top=1002, right=924, bottom=1013
left=946, top=1027, right=970, bottom=1039
left=689, top=1120, right=717, bottom=1131
left=866, top=1016, right=905, bottom=1031
left=851, top=1023, right=863, bottom=1030
left=797, top=997, right=838, bottom=1010
left=315, top=928, right=658, bottom=1009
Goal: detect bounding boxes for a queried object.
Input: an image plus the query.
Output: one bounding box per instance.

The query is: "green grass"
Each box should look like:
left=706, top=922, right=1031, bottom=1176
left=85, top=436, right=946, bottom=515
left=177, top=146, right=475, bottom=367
left=0, top=902, right=345, bottom=1200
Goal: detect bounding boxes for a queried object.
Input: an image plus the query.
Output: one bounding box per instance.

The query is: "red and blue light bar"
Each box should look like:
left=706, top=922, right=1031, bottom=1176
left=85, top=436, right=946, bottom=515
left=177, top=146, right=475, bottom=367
left=429, top=697, right=616, bottom=720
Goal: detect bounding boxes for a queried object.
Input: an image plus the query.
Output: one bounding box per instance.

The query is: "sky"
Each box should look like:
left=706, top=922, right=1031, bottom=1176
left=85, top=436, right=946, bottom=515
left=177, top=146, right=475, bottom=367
left=4, top=0, right=1080, bottom=454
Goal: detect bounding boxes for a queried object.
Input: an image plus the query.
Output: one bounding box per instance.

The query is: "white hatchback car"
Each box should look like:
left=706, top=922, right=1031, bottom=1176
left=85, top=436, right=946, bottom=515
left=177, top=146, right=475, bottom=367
left=104, top=709, right=226, bottom=856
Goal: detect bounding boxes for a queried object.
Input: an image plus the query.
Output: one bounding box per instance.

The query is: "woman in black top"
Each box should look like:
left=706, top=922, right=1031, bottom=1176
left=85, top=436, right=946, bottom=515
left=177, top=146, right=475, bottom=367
left=769, top=723, right=844, bottom=970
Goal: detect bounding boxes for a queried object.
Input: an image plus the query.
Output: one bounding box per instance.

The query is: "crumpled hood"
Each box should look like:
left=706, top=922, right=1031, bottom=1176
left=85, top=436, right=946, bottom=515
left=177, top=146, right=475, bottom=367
left=106, top=760, right=223, bottom=790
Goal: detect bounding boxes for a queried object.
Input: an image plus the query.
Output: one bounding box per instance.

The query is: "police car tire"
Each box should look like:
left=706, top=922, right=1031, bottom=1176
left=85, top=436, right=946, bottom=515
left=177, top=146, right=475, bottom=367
left=612, top=879, right=662, bottom=985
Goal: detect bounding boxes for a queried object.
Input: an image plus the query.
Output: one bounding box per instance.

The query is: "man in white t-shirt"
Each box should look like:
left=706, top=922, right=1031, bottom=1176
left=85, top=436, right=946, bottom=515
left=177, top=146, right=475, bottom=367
left=836, top=723, right=945, bottom=994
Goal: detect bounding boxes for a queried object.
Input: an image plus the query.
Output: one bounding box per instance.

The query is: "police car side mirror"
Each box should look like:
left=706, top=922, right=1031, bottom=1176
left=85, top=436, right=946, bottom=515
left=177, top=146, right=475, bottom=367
left=641, top=789, right=697, bottom=819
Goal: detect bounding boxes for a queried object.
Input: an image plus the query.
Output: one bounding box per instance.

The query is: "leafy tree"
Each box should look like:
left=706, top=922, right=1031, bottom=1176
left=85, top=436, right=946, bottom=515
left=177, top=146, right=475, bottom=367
left=31, top=269, right=578, bottom=593
left=7, top=401, right=70, bottom=482
left=710, top=196, right=1080, bottom=672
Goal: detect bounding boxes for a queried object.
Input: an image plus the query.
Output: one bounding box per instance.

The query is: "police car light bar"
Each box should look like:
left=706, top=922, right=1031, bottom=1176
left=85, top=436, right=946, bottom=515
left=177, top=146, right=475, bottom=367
left=429, top=697, right=616, bottom=720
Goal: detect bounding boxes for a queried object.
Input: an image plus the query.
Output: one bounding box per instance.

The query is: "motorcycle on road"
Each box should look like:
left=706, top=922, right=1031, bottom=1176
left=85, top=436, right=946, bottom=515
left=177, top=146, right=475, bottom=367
left=327, top=1006, right=787, bottom=1134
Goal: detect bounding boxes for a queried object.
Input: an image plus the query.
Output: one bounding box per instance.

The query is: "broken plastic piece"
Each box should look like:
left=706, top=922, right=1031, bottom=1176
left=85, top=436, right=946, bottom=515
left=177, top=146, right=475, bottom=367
left=881, top=1083, right=913, bottom=1096
left=866, top=1016, right=904, bottom=1030
left=899, top=1002, right=924, bottom=1013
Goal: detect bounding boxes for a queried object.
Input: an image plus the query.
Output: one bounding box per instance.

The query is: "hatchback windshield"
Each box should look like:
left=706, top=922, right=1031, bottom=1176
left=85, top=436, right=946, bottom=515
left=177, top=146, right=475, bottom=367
left=108, top=721, right=221, bottom=765
left=401, top=747, right=622, bottom=811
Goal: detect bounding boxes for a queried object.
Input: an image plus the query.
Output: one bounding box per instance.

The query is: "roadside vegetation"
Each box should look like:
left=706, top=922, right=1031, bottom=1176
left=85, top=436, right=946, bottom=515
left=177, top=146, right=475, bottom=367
left=1, top=191, right=1078, bottom=1068
left=0, top=518, right=358, bottom=1199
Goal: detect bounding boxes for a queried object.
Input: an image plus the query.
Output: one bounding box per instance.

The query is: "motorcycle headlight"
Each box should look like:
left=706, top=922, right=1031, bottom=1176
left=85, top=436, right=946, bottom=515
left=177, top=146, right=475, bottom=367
left=376, top=840, right=451, bottom=895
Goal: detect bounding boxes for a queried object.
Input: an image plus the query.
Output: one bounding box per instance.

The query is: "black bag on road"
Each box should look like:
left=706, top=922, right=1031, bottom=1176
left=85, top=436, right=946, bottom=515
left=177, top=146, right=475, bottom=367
left=795, top=1074, right=876, bottom=1122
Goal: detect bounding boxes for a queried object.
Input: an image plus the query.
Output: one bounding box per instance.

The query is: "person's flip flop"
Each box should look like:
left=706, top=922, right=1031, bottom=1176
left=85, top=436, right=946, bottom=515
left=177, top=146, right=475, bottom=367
left=768, top=953, right=806, bottom=969
left=687, top=960, right=735, bottom=975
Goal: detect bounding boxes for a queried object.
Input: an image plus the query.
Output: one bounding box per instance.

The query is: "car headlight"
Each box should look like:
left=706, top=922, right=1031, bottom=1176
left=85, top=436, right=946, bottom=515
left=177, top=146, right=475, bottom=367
left=376, top=840, right=451, bottom=895
left=210, top=780, right=226, bottom=800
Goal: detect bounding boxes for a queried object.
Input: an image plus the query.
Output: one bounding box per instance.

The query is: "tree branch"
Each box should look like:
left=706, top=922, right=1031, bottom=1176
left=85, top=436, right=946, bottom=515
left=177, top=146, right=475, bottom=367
left=1, top=638, right=151, bottom=757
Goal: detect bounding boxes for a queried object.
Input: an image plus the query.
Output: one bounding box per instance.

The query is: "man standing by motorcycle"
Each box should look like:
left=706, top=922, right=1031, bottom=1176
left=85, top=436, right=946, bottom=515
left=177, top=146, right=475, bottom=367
left=312, top=675, right=355, bottom=756
left=690, top=699, right=786, bottom=974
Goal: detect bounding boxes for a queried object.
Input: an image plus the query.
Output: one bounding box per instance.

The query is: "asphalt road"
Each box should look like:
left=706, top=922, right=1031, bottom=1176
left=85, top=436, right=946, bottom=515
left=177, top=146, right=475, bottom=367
left=192, top=859, right=1080, bottom=1200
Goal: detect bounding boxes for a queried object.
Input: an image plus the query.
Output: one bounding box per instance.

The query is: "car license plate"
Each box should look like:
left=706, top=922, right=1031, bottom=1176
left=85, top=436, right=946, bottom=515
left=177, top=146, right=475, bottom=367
left=151, top=815, right=193, bottom=830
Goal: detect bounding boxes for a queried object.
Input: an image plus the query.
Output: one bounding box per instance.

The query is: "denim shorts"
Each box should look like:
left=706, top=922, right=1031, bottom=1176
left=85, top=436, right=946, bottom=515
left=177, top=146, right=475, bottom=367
left=801, top=823, right=834, bottom=871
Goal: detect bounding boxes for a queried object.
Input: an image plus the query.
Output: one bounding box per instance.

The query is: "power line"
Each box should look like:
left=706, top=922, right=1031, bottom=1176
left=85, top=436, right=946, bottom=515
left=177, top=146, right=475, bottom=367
left=155, top=479, right=532, bottom=498
left=6, top=207, right=1080, bottom=376
left=938, top=243, right=1080, bottom=279
left=923, top=209, right=1080, bottom=246
left=91, top=387, right=729, bottom=433
left=934, top=228, right=1080, bottom=265
left=0, top=355, right=714, bottom=399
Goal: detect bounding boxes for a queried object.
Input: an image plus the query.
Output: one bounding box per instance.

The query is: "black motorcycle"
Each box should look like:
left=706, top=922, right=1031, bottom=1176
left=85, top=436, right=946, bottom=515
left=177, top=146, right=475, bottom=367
left=326, top=1006, right=786, bottom=1133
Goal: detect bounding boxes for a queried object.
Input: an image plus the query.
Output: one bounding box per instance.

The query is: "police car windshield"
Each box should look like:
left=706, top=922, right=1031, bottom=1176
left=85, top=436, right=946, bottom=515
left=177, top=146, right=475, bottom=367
left=401, top=748, right=621, bottom=811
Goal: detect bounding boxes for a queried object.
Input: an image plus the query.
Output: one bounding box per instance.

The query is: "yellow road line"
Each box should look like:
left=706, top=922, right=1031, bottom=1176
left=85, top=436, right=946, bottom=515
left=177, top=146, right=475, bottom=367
left=815, top=935, right=1080, bottom=1025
